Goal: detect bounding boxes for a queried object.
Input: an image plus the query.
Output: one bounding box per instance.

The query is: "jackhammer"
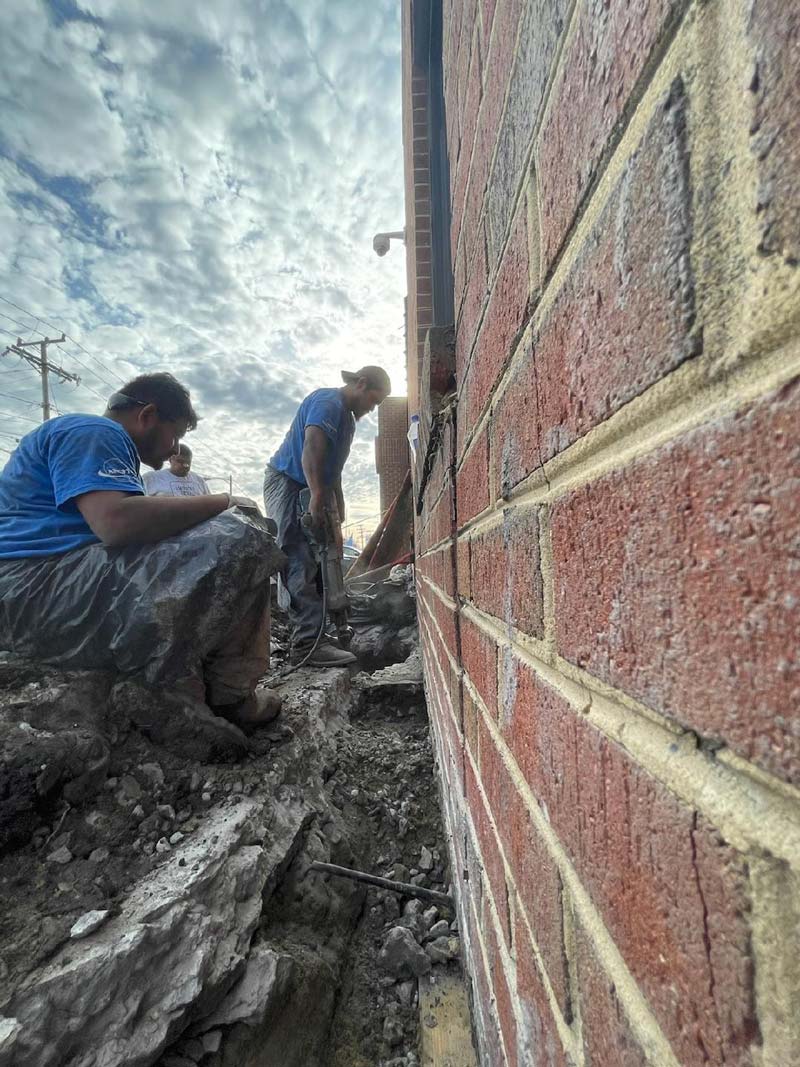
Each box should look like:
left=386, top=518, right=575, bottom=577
left=280, top=488, right=353, bottom=673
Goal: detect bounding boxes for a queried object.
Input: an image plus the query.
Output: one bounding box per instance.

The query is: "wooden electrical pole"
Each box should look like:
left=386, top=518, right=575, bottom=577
left=1, top=336, right=79, bottom=420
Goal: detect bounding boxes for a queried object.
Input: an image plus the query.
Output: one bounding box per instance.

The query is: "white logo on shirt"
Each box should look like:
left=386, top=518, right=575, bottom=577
left=97, top=458, right=138, bottom=479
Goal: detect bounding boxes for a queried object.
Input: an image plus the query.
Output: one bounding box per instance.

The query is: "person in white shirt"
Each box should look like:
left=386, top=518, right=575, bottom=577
left=143, top=444, right=210, bottom=497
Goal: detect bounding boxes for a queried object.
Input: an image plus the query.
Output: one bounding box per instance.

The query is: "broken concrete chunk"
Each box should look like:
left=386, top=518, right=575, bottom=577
left=426, top=919, right=450, bottom=941
left=422, top=906, right=438, bottom=929
left=396, top=980, right=416, bottom=1007
left=383, top=1015, right=405, bottom=1046
left=70, top=911, right=110, bottom=940
left=425, top=936, right=460, bottom=965
left=419, top=845, right=434, bottom=872
left=202, top=1030, right=223, bottom=1054
left=46, top=845, right=72, bottom=865
left=378, top=927, right=432, bottom=979
left=197, top=945, right=294, bottom=1030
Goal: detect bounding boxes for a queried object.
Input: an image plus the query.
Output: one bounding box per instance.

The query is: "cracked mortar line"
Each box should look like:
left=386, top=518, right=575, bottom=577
left=459, top=602, right=800, bottom=867
left=465, top=738, right=680, bottom=1067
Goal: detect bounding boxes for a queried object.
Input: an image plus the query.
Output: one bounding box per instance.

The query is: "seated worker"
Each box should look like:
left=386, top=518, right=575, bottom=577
left=143, top=443, right=210, bottom=497
left=263, top=365, right=391, bottom=667
left=0, top=372, right=282, bottom=732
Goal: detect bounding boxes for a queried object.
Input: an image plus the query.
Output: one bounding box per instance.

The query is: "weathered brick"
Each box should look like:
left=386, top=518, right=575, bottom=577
left=747, top=0, right=800, bottom=262
left=494, top=79, right=699, bottom=494
left=465, top=207, right=530, bottom=428
left=466, top=757, right=512, bottom=946
left=502, top=657, right=759, bottom=1066
left=483, top=912, right=519, bottom=1067
left=515, top=915, right=570, bottom=1067
left=486, top=0, right=569, bottom=263
left=479, top=714, right=571, bottom=1019
left=469, top=506, right=544, bottom=638
left=456, top=227, right=489, bottom=379
left=464, top=683, right=480, bottom=763
left=452, top=32, right=484, bottom=251
left=457, top=535, right=472, bottom=600
left=575, top=916, right=650, bottom=1067
left=538, top=0, right=682, bottom=271
left=461, top=616, right=497, bottom=716
left=552, top=377, right=800, bottom=785
left=456, top=429, right=490, bottom=524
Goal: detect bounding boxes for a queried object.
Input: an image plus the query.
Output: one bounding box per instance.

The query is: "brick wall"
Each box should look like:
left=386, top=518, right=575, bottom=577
left=406, top=0, right=800, bottom=1064
left=375, top=396, right=410, bottom=513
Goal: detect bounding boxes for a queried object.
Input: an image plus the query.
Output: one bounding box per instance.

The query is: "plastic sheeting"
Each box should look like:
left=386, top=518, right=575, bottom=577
left=0, top=509, right=284, bottom=687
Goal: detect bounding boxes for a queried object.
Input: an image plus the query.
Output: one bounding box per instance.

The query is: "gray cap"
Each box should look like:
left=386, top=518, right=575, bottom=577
left=341, top=365, right=391, bottom=393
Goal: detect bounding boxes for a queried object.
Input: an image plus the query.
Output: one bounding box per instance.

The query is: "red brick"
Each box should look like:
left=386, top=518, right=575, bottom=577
left=456, top=227, right=489, bottom=378
left=515, top=916, right=570, bottom=1067
left=457, top=535, right=472, bottom=600
left=538, top=0, right=682, bottom=271
left=552, top=377, right=800, bottom=785
left=452, top=32, right=484, bottom=251
left=494, top=79, right=699, bottom=494
left=456, top=430, right=490, bottom=524
left=485, top=0, right=569, bottom=263
left=464, top=684, right=480, bottom=763
left=479, top=715, right=571, bottom=1020
left=465, top=207, right=530, bottom=428
left=462, top=615, right=497, bottom=716
left=466, top=757, right=512, bottom=946
left=503, top=656, right=758, bottom=1066
left=469, top=505, right=544, bottom=638
left=746, top=0, right=800, bottom=262
left=468, top=913, right=508, bottom=1067
left=481, top=0, right=498, bottom=37
left=483, top=911, right=519, bottom=1067
left=575, top=916, right=650, bottom=1067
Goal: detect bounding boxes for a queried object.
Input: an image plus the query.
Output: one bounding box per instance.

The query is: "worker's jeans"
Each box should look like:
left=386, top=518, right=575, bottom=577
left=263, top=465, right=323, bottom=649
left=0, top=511, right=280, bottom=709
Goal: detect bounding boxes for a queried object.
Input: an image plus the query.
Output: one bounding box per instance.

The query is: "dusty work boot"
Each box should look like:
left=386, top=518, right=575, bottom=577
left=290, top=639, right=357, bottom=667
left=212, top=688, right=282, bottom=734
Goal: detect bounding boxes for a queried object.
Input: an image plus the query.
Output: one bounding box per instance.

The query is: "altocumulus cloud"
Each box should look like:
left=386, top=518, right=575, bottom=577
left=0, top=0, right=407, bottom=522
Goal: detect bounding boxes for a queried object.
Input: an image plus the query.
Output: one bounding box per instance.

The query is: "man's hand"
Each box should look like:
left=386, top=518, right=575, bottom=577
left=309, top=489, right=327, bottom=533
left=228, top=495, right=260, bottom=513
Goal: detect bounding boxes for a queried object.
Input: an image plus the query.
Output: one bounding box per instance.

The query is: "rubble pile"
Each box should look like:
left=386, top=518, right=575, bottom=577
left=0, top=591, right=470, bottom=1066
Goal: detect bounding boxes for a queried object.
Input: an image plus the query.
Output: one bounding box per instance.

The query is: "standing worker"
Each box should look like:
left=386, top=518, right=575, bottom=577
left=143, top=443, right=210, bottom=497
left=264, top=366, right=391, bottom=667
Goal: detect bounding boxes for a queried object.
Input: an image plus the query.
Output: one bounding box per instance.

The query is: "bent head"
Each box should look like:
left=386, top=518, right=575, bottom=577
left=341, top=365, right=391, bottom=419
left=169, top=443, right=192, bottom=476
left=105, top=373, right=198, bottom=469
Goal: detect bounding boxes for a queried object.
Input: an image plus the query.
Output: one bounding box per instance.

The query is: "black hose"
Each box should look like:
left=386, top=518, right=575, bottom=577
left=278, top=544, right=329, bottom=677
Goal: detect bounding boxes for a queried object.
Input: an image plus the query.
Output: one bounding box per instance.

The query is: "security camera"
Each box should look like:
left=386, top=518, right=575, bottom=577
left=372, top=230, right=405, bottom=257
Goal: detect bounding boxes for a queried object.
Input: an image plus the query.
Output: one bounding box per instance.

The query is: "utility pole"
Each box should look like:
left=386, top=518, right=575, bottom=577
left=1, top=336, right=78, bottom=421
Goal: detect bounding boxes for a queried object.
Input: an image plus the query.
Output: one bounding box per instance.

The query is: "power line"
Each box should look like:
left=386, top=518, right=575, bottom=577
left=0, top=408, right=41, bottom=426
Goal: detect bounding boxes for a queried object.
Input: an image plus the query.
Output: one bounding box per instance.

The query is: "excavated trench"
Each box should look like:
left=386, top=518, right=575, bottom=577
left=0, top=647, right=466, bottom=1067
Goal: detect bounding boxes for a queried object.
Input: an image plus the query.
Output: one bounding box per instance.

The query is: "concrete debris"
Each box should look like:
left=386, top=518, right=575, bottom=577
left=419, top=844, right=434, bottom=871
left=45, top=845, right=72, bottom=865
left=194, top=945, right=294, bottom=1031
left=69, top=910, right=110, bottom=940
left=379, top=927, right=433, bottom=979
left=425, top=936, right=461, bottom=965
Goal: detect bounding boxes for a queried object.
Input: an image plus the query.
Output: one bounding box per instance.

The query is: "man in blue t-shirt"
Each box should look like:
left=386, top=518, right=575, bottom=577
left=0, top=372, right=283, bottom=734
left=263, top=365, right=391, bottom=666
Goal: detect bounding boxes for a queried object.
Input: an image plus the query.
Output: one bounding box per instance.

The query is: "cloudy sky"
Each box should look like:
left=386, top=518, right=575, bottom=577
left=0, top=0, right=407, bottom=530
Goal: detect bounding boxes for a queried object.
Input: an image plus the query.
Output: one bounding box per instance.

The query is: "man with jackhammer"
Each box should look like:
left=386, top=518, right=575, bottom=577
left=263, top=366, right=391, bottom=667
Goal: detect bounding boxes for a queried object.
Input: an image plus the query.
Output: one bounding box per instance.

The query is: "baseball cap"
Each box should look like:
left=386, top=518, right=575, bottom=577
left=341, top=365, right=392, bottom=393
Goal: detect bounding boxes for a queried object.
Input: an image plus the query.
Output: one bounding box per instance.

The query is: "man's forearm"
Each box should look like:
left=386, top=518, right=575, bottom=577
left=302, top=446, right=327, bottom=496
left=98, top=493, right=230, bottom=546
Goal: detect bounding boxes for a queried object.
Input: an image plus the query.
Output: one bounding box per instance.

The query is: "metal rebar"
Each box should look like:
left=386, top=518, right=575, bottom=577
left=309, top=861, right=453, bottom=908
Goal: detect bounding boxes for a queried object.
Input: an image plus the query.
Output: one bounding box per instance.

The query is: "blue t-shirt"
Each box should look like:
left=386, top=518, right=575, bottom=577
left=269, top=388, right=355, bottom=487
left=0, top=414, right=144, bottom=559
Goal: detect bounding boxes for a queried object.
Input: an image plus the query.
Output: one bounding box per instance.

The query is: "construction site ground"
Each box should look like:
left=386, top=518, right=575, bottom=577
left=0, top=622, right=470, bottom=1067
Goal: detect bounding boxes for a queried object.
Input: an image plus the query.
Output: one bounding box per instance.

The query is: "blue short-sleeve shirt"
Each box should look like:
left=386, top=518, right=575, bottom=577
left=0, top=414, right=144, bottom=559
left=269, top=388, right=355, bottom=487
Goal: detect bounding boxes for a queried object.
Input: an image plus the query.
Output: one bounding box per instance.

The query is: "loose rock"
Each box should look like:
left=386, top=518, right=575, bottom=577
left=70, top=910, right=110, bottom=940
left=378, top=927, right=432, bottom=979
